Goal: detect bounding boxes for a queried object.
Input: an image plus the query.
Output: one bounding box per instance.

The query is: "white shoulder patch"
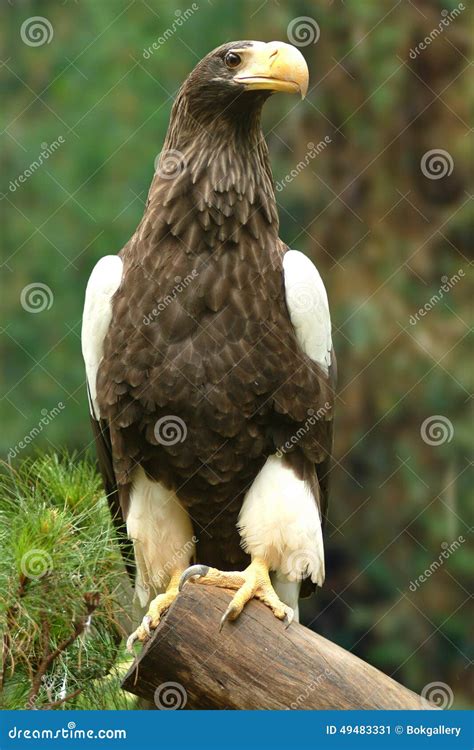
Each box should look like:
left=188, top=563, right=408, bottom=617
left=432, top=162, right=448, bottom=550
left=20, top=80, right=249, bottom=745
left=283, top=249, right=332, bottom=373
left=81, top=255, right=123, bottom=418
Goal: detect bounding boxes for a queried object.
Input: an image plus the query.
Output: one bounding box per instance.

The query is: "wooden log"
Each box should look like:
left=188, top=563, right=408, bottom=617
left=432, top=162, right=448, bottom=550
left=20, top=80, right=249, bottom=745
left=122, top=585, right=428, bottom=710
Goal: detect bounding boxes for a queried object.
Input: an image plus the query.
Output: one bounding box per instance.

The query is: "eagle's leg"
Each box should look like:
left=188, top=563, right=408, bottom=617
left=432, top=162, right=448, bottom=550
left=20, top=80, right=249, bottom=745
left=126, top=570, right=182, bottom=651
left=179, top=557, right=294, bottom=629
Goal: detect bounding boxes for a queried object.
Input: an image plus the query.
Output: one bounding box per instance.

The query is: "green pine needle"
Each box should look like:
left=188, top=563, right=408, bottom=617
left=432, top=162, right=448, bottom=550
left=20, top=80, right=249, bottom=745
left=0, top=452, right=134, bottom=710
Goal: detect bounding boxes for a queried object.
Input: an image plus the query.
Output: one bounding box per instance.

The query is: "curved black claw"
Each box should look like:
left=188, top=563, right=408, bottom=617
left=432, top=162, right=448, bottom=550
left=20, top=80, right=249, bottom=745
left=126, top=632, right=139, bottom=653
left=178, top=564, right=210, bottom=592
left=283, top=608, right=294, bottom=629
left=142, top=615, right=152, bottom=637
left=219, top=602, right=238, bottom=631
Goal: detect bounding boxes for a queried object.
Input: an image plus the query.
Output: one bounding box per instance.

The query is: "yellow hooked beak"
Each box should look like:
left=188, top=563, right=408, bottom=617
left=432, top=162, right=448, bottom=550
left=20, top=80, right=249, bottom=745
left=233, top=41, right=309, bottom=99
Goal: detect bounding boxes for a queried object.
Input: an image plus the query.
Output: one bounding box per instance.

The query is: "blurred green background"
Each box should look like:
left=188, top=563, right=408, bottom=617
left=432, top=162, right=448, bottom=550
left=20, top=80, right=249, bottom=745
left=2, top=0, right=472, bottom=707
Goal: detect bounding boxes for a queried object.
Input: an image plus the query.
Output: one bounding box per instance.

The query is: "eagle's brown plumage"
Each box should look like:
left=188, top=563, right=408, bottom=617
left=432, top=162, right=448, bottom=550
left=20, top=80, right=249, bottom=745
left=91, top=41, right=335, bottom=584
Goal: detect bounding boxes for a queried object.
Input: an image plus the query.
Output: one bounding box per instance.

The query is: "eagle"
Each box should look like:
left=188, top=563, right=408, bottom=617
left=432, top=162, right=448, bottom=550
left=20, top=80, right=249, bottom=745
left=81, top=40, right=335, bottom=650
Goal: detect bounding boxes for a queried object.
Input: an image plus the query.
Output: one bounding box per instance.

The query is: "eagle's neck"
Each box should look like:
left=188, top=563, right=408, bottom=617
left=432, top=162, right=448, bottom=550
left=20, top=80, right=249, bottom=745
left=143, top=96, right=279, bottom=254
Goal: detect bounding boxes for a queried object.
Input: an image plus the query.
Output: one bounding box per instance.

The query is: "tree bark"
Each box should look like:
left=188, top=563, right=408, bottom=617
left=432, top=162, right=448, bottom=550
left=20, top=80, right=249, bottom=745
left=122, top=585, right=428, bottom=710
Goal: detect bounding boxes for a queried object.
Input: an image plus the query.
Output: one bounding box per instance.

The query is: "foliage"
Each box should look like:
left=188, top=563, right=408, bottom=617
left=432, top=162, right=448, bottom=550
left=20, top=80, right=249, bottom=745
left=0, top=454, right=133, bottom=709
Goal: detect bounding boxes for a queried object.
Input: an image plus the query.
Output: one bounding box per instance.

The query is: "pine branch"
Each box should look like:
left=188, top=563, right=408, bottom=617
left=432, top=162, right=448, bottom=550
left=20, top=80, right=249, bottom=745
left=40, top=688, right=83, bottom=710
left=0, top=573, right=28, bottom=693
left=27, top=593, right=100, bottom=709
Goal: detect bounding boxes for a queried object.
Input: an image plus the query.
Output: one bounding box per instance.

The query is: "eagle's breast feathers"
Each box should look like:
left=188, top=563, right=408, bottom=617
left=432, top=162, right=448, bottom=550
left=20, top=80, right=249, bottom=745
left=82, top=241, right=333, bottom=590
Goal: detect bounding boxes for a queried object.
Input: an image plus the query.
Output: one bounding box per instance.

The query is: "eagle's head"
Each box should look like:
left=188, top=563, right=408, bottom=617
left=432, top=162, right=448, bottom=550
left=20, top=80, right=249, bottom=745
left=171, top=40, right=309, bottom=130
left=154, top=41, right=309, bottom=231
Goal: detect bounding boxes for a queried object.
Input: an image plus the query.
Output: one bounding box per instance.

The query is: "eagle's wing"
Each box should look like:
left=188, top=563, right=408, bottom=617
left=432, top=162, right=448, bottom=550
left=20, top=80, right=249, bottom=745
left=82, top=255, right=123, bottom=418
left=283, top=248, right=335, bottom=529
left=283, top=249, right=332, bottom=375
left=81, top=256, right=135, bottom=578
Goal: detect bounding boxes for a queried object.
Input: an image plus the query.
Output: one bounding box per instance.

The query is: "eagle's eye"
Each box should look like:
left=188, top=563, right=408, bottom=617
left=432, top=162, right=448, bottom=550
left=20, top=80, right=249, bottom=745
left=224, top=52, right=242, bottom=69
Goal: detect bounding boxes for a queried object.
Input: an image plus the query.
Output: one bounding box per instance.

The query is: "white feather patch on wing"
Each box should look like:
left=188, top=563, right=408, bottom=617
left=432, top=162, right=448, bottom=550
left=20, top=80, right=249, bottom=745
left=81, top=255, right=123, bottom=418
left=238, top=454, right=325, bottom=587
left=127, top=467, right=195, bottom=608
left=283, top=249, right=332, bottom=372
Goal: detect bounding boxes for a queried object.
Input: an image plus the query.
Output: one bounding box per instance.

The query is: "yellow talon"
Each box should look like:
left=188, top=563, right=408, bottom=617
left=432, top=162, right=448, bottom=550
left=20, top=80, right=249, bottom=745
left=127, top=570, right=182, bottom=651
left=180, top=557, right=294, bottom=628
